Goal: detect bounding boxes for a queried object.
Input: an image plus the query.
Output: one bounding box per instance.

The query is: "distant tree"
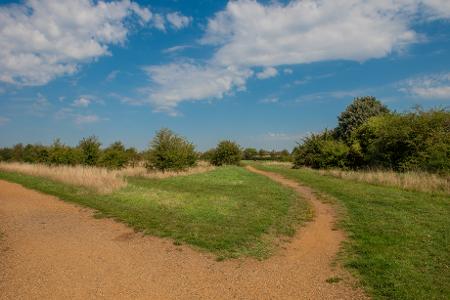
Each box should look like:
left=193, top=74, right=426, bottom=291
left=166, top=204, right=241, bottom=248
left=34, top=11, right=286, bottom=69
left=125, top=147, right=141, bottom=167
left=335, top=96, right=389, bottom=143
left=200, top=148, right=216, bottom=161
left=12, top=143, right=24, bottom=162
left=100, top=141, right=129, bottom=169
left=78, top=136, right=101, bottom=166
left=210, top=140, right=242, bottom=166
left=146, top=128, right=197, bottom=171
left=243, top=148, right=258, bottom=160
left=49, top=139, right=81, bottom=166
left=258, top=149, right=269, bottom=158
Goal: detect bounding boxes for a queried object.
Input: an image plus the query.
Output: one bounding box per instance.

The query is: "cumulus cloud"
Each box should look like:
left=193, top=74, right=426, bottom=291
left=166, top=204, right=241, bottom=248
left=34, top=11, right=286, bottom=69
left=399, top=73, right=450, bottom=100
left=142, top=0, right=450, bottom=114
left=0, top=0, right=152, bottom=86
left=166, top=12, right=192, bottom=30
left=72, top=96, right=91, bottom=107
left=143, top=62, right=252, bottom=114
left=256, top=67, right=278, bottom=79
left=74, top=114, right=102, bottom=125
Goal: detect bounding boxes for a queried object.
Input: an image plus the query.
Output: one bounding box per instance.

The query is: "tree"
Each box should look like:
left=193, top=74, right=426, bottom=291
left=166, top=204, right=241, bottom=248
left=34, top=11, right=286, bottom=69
left=293, top=130, right=349, bottom=169
left=335, top=96, right=389, bottom=143
left=78, top=136, right=101, bottom=166
left=146, top=128, right=197, bottom=171
left=243, top=148, right=258, bottom=160
left=100, top=141, right=129, bottom=169
left=210, top=140, right=242, bottom=166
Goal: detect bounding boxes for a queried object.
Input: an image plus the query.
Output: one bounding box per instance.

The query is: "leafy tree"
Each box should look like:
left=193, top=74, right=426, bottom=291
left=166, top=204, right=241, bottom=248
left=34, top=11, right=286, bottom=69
left=100, top=141, right=129, bottom=169
left=49, top=139, right=81, bottom=166
left=200, top=148, right=216, bottom=161
left=335, top=96, right=389, bottom=143
left=353, top=108, right=450, bottom=173
left=243, top=148, right=258, bottom=160
left=294, top=130, right=349, bottom=169
left=146, top=128, right=197, bottom=171
left=125, top=147, right=141, bottom=167
left=78, top=136, right=101, bottom=166
left=210, top=140, right=242, bottom=166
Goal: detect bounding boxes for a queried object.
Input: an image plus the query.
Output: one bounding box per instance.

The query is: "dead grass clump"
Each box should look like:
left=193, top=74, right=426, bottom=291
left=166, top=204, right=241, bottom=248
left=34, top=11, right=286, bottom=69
left=119, top=160, right=215, bottom=179
left=318, top=168, right=450, bottom=194
left=0, top=162, right=126, bottom=194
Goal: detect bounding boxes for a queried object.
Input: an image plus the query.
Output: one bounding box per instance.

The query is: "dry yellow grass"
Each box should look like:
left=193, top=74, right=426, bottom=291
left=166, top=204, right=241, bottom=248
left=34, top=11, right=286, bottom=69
left=0, top=161, right=215, bottom=193
left=119, top=161, right=215, bottom=179
left=318, top=168, right=450, bottom=194
left=0, top=162, right=126, bottom=194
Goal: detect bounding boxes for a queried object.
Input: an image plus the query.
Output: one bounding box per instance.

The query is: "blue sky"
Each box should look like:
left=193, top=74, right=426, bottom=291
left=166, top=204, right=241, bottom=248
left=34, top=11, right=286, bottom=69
left=0, top=0, right=449, bottom=151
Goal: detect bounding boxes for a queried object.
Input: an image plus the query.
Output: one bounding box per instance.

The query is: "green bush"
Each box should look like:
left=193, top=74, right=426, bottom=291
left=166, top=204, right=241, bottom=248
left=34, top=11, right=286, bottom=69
left=100, top=141, right=129, bottom=169
left=49, top=139, right=81, bottom=166
left=78, top=136, right=101, bottom=166
left=200, top=149, right=216, bottom=161
left=335, top=96, right=389, bottom=143
left=146, top=128, right=197, bottom=171
left=243, top=148, right=258, bottom=160
left=353, top=108, right=450, bottom=173
left=210, top=140, right=242, bottom=166
left=293, top=130, right=349, bottom=169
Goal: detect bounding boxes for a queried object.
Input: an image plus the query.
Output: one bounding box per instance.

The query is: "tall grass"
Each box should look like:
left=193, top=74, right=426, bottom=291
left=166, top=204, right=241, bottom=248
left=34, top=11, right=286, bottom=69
left=318, top=168, right=450, bottom=194
left=119, top=160, right=214, bottom=178
left=0, top=162, right=126, bottom=194
left=0, top=161, right=215, bottom=193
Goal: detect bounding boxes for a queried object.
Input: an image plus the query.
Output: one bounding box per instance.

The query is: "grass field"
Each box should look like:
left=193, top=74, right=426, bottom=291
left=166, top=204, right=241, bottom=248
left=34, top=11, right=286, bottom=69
left=248, top=162, right=450, bottom=300
left=0, top=166, right=311, bottom=259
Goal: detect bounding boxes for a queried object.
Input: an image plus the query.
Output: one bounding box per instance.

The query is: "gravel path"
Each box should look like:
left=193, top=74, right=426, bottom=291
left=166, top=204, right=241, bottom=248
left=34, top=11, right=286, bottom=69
left=0, top=170, right=367, bottom=299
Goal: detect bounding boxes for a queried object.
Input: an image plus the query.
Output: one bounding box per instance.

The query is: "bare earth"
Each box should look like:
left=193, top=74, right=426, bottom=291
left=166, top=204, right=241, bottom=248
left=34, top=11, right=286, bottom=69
left=0, top=168, right=367, bottom=299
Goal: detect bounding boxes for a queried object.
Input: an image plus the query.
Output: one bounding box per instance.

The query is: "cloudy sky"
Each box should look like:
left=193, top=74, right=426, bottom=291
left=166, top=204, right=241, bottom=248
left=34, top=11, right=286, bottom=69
left=0, top=0, right=449, bottom=151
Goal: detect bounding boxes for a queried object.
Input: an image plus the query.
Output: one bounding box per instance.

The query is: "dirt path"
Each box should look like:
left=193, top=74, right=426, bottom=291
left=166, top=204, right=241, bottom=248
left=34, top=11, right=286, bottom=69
left=0, top=171, right=367, bottom=299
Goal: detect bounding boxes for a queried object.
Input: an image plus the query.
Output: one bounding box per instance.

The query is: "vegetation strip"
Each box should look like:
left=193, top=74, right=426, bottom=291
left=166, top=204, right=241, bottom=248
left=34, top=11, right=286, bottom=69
left=250, top=163, right=450, bottom=300
left=0, top=166, right=311, bottom=259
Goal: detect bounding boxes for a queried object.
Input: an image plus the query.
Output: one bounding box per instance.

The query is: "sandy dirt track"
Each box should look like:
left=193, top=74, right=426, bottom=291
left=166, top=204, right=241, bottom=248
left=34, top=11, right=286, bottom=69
left=0, top=169, right=367, bottom=299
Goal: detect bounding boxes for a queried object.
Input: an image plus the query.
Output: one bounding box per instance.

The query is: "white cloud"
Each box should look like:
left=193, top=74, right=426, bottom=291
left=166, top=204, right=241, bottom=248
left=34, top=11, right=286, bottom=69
left=260, top=96, right=279, bottom=104
left=399, top=73, right=450, bottom=99
left=105, top=70, right=119, bottom=81
left=0, top=116, right=10, bottom=125
left=72, top=96, right=91, bottom=107
left=256, top=67, right=278, bottom=79
left=202, top=0, right=450, bottom=68
left=74, top=114, right=101, bottom=125
left=140, top=0, right=450, bottom=114
left=0, top=0, right=152, bottom=86
left=166, top=12, right=192, bottom=30
left=143, top=62, right=252, bottom=114
left=162, top=45, right=193, bottom=54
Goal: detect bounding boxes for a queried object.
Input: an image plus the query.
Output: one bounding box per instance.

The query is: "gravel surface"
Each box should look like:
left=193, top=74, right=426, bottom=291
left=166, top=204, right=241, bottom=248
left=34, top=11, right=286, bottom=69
left=0, top=170, right=367, bottom=299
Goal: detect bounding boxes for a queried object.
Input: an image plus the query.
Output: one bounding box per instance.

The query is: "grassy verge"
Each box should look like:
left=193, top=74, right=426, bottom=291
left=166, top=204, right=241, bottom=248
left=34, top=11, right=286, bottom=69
left=0, top=166, right=311, bottom=259
left=248, top=162, right=450, bottom=300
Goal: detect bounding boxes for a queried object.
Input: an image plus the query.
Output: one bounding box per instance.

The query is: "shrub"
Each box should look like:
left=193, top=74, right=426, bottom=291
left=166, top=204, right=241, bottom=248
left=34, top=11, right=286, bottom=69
left=293, top=130, right=349, bottom=169
left=353, top=108, right=450, bottom=173
left=146, top=128, right=197, bottom=171
left=243, top=148, right=258, bottom=160
left=200, top=148, right=216, bottom=161
left=210, top=140, right=242, bottom=166
left=49, top=139, right=81, bottom=166
left=100, top=141, right=129, bottom=169
left=78, top=136, right=101, bottom=166
left=335, top=96, right=389, bottom=143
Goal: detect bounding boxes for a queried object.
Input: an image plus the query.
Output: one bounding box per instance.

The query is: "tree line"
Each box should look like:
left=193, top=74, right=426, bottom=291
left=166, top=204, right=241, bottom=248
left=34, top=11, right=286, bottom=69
left=0, top=129, right=290, bottom=171
left=292, top=97, right=450, bottom=174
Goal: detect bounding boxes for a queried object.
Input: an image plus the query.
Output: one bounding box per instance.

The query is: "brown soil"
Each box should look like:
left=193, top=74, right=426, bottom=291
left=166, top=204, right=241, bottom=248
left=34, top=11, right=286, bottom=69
left=0, top=169, right=367, bottom=300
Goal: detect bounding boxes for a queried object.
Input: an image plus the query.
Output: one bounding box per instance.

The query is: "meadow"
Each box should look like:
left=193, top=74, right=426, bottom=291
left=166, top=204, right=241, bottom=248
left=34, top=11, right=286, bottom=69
left=249, top=162, right=450, bottom=300
left=0, top=164, right=311, bottom=259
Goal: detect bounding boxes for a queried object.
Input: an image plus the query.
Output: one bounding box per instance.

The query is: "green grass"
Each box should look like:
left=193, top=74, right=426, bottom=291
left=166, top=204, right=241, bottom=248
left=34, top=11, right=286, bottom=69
left=0, top=166, right=311, bottom=259
left=248, top=162, right=450, bottom=300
